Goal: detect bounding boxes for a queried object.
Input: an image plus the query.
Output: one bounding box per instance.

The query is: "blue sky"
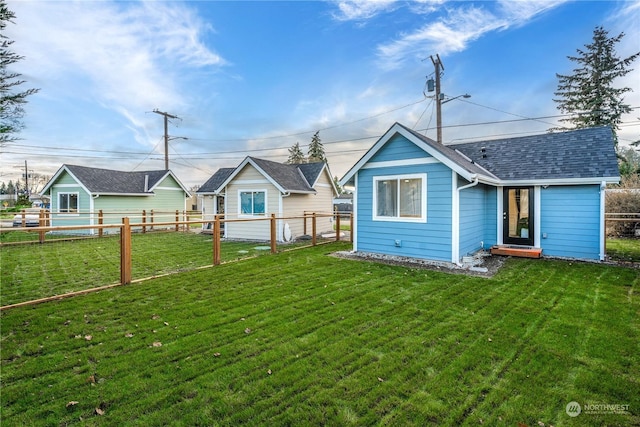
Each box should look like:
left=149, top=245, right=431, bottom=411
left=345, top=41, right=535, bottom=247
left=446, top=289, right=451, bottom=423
left=2, top=0, right=639, bottom=190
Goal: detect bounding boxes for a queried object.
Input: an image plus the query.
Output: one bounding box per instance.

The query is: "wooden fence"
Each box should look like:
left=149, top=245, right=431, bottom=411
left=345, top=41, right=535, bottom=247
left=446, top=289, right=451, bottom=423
left=2, top=211, right=352, bottom=286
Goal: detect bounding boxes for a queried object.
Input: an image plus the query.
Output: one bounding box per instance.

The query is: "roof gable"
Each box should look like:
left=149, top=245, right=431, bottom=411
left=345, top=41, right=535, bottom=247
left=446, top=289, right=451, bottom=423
left=207, top=157, right=332, bottom=195
left=340, top=122, right=497, bottom=186
left=340, top=123, right=620, bottom=187
left=42, top=165, right=191, bottom=196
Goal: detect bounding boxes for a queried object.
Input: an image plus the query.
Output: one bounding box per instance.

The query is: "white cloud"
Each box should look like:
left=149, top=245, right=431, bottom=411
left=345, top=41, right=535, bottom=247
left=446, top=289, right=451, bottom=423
left=8, top=0, right=225, bottom=147
left=331, top=0, right=399, bottom=21
left=376, top=1, right=568, bottom=70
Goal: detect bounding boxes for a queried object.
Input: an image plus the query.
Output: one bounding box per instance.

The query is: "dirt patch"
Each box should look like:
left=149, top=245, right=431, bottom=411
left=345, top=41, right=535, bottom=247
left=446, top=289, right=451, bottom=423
left=331, top=250, right=507, bottom=278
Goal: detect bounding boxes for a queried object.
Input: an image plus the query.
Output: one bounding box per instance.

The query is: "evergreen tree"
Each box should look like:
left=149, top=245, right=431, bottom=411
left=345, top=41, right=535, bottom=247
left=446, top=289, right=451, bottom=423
left=1, top=1, right=39, bottom=145
left=307, top=131, right=326, bottom=163
left=287, top=142, right=306, bottom=164
left=333, top=176, right=343, bottom=195
left=553, top=26, right=639, bottom=145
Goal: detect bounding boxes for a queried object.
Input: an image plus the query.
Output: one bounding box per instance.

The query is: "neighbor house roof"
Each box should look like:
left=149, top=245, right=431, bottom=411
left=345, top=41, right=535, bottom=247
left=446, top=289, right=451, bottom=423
left=42, top=164, right=191, bottom=196
left=340, top=123, right=620, bottom=187
left=199, top=156, right=337, bottom=195
left=196, top=168, right=235, bottom=194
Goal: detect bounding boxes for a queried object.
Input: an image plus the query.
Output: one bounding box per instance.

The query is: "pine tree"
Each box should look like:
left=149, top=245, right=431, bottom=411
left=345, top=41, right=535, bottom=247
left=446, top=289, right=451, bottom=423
left=287, top=142, right=306, bottom=164
left=307, top=131, right=326, bottom=163
left=553, top=26, right=639, bottom=145
left=0, top=1, right=39, bottom=145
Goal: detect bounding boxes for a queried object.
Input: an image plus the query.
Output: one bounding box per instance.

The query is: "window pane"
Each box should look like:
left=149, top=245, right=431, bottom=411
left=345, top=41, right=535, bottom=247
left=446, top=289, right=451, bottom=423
left=60, top=193, right=69, bottom=212
left=399, top=178, right=421, bottom=217
left=376, top=179, right=397, bottom=217
left=253, top=191, right=265, bottom=215
left=240, top=192, right=252, bottom=214
left=69, top=194, right=78, bottom=212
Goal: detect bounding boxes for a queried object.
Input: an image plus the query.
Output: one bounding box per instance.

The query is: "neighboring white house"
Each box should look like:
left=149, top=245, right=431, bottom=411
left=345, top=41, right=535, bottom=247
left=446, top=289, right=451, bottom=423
left=197, top=157, right=338, bottom=242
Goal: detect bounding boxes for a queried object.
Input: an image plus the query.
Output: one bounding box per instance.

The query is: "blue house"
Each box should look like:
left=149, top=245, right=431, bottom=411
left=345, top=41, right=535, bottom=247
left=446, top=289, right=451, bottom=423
left=340, top=123, right=620, bottom=263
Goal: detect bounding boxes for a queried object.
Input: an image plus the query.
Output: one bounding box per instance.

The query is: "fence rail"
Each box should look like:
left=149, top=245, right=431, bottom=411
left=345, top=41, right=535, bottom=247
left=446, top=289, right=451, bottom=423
left=1, top=211, right=353, bottom=309
left=605, top=212, right=640, bottom=239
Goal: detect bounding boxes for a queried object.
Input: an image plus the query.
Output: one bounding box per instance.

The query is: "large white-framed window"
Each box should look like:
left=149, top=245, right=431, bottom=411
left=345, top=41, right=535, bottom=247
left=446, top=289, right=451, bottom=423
left=58, top=192, right=79, bottom=214
left=373, top=174, right=426, bottom=222
left=238, top=190, right=267, bottom=216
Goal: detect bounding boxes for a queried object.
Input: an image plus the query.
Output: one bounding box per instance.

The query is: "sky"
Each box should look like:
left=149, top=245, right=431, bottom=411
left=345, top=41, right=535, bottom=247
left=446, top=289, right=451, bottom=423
left=2, top=0, right=639, bottom=192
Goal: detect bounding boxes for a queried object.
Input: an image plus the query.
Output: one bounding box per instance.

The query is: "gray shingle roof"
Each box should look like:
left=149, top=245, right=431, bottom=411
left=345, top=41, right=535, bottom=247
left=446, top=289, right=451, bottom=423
left=450, top=126, right=619, bottom=181
left=200, top=157, right=329, bottom=194
left=65, top=164, right=170, bottom=194
left=250, top=157, right=317, bottom=193
left=197, top=168, right=235, bottom=194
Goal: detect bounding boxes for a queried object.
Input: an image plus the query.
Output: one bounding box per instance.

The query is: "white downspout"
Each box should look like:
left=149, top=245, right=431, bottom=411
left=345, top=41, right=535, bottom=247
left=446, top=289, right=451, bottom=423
left=453, top=175, right=479, bottom=266
left=599, top=180, right=606, bottom=261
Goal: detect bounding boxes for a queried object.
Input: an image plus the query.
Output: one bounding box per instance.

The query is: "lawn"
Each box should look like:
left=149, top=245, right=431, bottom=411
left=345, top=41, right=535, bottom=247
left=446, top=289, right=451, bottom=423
left=1, top=242, right=638, bottom=426
left=0, top=231, right=321, bottom=306
left=607, top=238, right=640, bottom=263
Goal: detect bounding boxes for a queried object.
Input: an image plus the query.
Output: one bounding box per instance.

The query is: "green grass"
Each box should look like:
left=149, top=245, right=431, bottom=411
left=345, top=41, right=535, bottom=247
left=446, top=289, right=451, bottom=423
left=0, top=231, right=319, bottom=306
left=607, top=238, right=640, bottom=263
left=1, top=242, right=638, bottom=426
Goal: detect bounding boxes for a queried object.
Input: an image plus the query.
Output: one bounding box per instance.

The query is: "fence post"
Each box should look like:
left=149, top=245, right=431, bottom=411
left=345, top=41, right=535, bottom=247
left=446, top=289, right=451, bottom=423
left=175, top=210, right=179, bottom=232
left=38, top=209, right=45, bottom=243
left=142, top=209, right=147, bottom=234
left=98, top=210, right=104, bottom=237
left=335, top=206, right=341, bottom=241
left=150, top=209, right=154, bottom=231
left=303, top=211, right=307, bottom=235
left=312, top=213, right=317, bottom=246
left=270, top=213, right=277, bottom=254
left=350, top=212, right=354, bottom=243
left=213, top=214, right=221, bottom=266
left=120, top=217, right=132, bottom=285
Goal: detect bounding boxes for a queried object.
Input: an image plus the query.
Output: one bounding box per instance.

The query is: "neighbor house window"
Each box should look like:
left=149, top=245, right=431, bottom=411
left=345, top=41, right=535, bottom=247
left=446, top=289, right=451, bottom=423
left=239, top=191, right=266, bottom=216
left=373, top=174, right=426, bottom=222
left=59, top=192, right=79, bottom=213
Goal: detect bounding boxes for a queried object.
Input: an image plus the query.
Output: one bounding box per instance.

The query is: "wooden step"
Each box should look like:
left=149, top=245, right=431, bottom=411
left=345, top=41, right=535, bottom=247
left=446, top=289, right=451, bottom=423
left=490, top=245, right=542, bottom=258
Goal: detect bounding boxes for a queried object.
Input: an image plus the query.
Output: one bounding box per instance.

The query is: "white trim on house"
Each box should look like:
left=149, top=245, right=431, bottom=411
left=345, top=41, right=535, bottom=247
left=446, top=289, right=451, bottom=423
left=353, top=171, right=358, bottom=251
left=497, top=186, right=503, bottom=245
left=371, top=173, right=427, bottom=223
left=451, top=170, right=459, bottom=264
left=534, top=186, right=541, bottom=248
left=233, top=179, right=271, bottom=185
left=599, top=181, right=606, bottom=261
left=237, top=189, right=268, bottom=218
left=154, top=186, right=187, bottom=191
left=361, top=157, right=440, bottom=170
left=341, top=124, right=480, bottom=186
left=499, top=176, right=620, bottom=187
left=57, top=191, right=80, bottom=216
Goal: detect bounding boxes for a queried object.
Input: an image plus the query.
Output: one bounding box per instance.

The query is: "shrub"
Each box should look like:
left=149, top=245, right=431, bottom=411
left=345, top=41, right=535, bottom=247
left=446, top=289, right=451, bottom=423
left=606, top=174, right=640, bottom=238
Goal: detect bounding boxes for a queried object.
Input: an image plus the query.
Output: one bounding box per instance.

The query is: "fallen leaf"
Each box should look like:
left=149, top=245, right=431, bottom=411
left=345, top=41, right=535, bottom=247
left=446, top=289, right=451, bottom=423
left=63, top=320, right=71, bottom=326
left=95, top=408, right=104, bottom=416
left=378, top=377, right=384, bottom=382
left=267, top=369, right=272, bottom=375
left=244, top=328, right=251, bottom=334
left=125, top=333, right=134, bottom=338
left=538, top=422, right=545, bottom=427
left=152, top=341, right=162, bottom=347
left=66, top=401, right=79, bottom=407
left=85, top=335, right=92, bottom=341
left=164, top=322, right=169, bottom=326
left=213, top=353, right=221, bottom=357
left=488, top=338, right=492, bottom=342
left=87, top=375, right=96, bottom=384
left=152, top=315, right=160, bottom=320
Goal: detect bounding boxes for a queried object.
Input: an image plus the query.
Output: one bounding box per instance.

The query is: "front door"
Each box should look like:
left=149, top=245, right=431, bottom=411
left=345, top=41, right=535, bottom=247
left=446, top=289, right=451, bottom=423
left=503, top=187, right=534, bottom=246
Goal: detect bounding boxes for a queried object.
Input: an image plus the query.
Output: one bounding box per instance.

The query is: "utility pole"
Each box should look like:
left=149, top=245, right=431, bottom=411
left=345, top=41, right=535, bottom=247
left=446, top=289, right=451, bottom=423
left=24, top=160, right=29, bottom=197
left=430, top=54, right=444, bottom=144
left=152, top=109, right=180, bottom=170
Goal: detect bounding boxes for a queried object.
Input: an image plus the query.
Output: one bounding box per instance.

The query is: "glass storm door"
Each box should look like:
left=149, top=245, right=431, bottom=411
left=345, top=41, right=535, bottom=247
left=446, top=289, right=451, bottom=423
left=503, top=187, right=534, bottom=246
